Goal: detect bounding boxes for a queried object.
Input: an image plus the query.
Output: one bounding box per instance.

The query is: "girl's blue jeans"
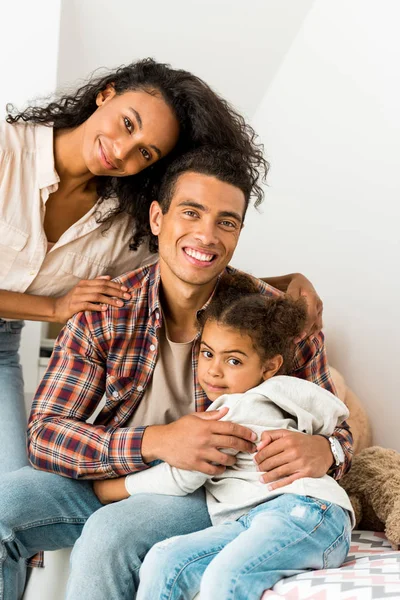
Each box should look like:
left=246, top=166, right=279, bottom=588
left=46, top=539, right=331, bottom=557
left=137, top=493, right=352, bottom=600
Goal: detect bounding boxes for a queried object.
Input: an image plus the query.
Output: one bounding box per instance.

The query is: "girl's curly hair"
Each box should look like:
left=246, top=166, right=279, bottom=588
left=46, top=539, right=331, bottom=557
left=6, top=58, right=269, bottom=251
left=199, top=272, right=307, bottom=374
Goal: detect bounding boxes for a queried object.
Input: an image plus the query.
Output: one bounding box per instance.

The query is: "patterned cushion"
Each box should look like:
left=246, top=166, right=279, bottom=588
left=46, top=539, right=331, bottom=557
left=262, top=530, right=400, bottom=599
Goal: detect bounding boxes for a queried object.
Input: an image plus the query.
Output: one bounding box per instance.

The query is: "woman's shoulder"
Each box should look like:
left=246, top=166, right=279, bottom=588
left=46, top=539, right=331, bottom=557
left=0, top=120, right=39, bottom=152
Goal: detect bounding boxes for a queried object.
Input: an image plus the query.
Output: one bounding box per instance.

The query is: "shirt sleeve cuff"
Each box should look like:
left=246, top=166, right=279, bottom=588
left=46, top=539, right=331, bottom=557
left=108, top=426, right=147, bottom=475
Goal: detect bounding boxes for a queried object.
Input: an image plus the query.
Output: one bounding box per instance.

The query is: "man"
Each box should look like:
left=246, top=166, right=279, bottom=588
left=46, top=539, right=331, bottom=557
left=0, top=148, right=352, bottom=599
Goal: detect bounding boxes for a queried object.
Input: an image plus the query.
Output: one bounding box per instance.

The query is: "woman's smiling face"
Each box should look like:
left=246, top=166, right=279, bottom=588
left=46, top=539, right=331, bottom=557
left=81, top=86, right=180, bottom=177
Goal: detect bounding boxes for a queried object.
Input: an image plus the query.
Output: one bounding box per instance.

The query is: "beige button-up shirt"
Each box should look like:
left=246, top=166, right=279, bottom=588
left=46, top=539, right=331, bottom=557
left=0, top=121, right=155, bottom=297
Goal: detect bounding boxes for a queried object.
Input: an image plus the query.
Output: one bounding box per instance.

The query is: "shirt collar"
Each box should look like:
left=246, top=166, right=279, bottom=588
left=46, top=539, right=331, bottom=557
left=147, top=261, right=162, bottom=318
left=147, top=262, right=228, bottom=327
left=35, top=125, right=60, bottom=192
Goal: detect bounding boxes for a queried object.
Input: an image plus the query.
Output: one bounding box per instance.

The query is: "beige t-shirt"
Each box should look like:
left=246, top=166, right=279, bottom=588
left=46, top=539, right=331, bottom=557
left=126, top=320, right=196, bottom=428
left=0, top=121, right=155, bottom=299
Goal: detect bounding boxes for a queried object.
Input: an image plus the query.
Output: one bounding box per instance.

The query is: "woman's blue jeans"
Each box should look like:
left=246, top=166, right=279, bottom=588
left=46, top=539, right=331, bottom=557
left=0, top=320, right=28, bottom=474
left=0, top=466, right=211, bottom=600
left=137, top=494, right=352, bottom=600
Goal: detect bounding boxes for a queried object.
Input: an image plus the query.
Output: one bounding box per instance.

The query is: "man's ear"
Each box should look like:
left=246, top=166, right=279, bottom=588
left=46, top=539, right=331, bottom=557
left=262, top=355, right=284, bottom=381
left=95, top=83, right=116, bottom=107
left=149, top=201, right=163, bottom=236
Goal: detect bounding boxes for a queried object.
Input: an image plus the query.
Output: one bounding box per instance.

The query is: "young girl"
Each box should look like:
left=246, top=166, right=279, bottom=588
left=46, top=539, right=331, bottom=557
left=94, top=274, right=354, bottom=600
left=1, top=57, right=273, bottom=474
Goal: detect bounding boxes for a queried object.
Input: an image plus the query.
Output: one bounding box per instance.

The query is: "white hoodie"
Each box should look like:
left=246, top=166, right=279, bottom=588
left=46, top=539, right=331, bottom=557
left=126, top=376, right=355, bottom=526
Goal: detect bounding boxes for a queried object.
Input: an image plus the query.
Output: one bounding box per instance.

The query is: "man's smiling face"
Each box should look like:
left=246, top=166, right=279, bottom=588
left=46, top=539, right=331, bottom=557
left=149, top=171, right=246, bottom=288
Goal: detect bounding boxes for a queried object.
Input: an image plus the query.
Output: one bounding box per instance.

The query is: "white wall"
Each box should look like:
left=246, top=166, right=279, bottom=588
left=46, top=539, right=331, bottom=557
left=0, top=0, right=62, bottom=394
left=56, top=0, right=315, bottom=117
left=233, top=0, right=400, bottom=450
left=3, top=0, right=398, bottom=448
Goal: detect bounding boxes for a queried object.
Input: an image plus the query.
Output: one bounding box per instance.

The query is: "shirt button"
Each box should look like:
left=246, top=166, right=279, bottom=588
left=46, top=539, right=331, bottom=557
left=150, top=344, right=156, bottom=351
left=137, top=385, right=143, bottom=392
left=114, top=417, right=118, bottom=422
left=112, top=391, right=119, bottom=398
left=155, top=312, right=160, bottom=320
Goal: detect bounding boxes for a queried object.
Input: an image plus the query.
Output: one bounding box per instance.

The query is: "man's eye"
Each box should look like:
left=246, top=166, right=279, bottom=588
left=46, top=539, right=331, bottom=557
left=184, top=210, right=198, bottom=218
left=220, top=220, right=236, bottom=229
left=140, top=148, right=151, bottom=161
left=124, top=117, right=133, bottom=133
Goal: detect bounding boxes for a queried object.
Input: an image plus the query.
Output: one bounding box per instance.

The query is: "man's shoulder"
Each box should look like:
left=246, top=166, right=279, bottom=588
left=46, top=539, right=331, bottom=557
left=112, top=260, right=159, bottom=296
left=226, top=265, right=283, bottom=298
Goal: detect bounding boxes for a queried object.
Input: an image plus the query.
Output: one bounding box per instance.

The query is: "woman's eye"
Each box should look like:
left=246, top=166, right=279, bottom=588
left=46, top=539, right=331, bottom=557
left=124, top=117, right=133, bottom=133
left=201, top=350, right=213, bottom=359
left=140, top=148, right=152, bottom=161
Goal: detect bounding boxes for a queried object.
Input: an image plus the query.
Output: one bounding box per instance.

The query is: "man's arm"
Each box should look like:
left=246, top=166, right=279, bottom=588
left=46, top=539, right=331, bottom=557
left=27, top=310, right=148, bottom=480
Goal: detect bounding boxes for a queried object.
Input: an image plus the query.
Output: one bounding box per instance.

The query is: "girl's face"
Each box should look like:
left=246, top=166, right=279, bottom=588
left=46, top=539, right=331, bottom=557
left=81, top=86, right=180, bottom=177
left=198, top=320, right=278, bottom=401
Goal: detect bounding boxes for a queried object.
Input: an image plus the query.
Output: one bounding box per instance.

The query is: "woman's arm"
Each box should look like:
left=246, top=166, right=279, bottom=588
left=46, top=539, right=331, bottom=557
left=261, top=273, right=323, bottom=340
left=0, top=276, right=131, bottom=322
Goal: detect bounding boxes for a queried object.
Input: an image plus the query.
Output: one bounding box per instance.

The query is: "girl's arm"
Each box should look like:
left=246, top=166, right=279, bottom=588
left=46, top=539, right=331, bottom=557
left=93, top=463, right=211, bottom=505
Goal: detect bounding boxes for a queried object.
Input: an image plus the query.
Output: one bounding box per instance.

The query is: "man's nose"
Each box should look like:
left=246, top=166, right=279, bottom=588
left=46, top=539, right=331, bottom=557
left=194, top=221, right=219, bottom=246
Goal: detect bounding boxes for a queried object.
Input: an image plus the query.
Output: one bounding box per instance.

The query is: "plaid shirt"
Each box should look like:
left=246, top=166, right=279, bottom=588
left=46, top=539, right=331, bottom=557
left=27, top=261, right=353, bottom=482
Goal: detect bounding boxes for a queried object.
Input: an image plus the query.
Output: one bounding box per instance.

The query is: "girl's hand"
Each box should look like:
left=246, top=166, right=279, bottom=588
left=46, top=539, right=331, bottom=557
left=93, top=478, right=129, bottom=504
left=53, top=276, right=131, bottom=322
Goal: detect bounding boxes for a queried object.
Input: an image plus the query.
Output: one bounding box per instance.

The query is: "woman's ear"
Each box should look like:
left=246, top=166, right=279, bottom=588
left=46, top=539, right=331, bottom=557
left=149, top=201, right=163, bottom=236
left=262, top=355, right=284, bottom=381
left=95, top=83, right=116, bottom=107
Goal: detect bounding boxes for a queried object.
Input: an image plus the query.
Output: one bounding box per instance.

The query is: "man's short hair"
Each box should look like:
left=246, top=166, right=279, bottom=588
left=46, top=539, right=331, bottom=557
left=148, top=147, right=254, bottom=252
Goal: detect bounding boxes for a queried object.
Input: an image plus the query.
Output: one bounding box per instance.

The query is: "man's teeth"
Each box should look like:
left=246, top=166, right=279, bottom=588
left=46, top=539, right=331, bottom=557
left=185, top=248, right=214, bottom=262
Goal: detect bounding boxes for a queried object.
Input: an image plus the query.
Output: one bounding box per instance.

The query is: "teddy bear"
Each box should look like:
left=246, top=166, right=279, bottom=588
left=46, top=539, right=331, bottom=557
left=329, top=367, right=400, bottom=550
left=339, top=446, right=400, bottom=550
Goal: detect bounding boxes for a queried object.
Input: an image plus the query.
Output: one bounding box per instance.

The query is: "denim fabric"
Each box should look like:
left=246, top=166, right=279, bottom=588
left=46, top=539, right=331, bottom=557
left=0, top=466, right=211, bottom=600
left=0, top=320, right=28, bottom=474
left=138, top=493, right=352, bottom=600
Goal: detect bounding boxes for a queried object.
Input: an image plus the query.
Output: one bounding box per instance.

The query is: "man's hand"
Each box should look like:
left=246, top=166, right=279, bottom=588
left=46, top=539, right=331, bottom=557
left=254, top=430, right=334, bottom=490
left=93, top=477, right=129, bottom=504
left=141, top=408, right=257, bottom=476
left=285, top=274, right=323, bottom=341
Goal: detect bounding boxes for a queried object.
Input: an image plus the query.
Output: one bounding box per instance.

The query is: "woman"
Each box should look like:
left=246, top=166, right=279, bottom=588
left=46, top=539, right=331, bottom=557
left=0, top=57, right=318, bottom=474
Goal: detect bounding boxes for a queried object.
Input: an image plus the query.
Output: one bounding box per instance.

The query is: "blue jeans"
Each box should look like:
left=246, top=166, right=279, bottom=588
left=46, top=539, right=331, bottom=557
left=137, top=494, right=352, bottom=600
left=0, top=320, right=28, bottom=474
left=0, top=466, right=211, bottom=600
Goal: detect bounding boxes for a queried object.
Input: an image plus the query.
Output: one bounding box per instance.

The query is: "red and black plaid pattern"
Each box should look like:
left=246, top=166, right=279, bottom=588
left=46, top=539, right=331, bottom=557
left=27, top=262, right=353, bottom=482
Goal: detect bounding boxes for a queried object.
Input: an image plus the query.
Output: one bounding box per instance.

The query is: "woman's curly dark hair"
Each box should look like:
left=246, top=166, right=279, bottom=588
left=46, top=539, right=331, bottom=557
left=6, top=58, right=269, bottom=251
left=199, top=272, right=307, bottom=374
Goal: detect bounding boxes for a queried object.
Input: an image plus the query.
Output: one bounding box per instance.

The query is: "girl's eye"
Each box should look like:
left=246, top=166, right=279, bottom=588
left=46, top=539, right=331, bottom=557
left=140, top=148, right=152, bottom=161
left=124, top=117, right=133, bottom=133
left=201, top=350, right=213, bottom=359
left=228, top=358, right=241, bottom=366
